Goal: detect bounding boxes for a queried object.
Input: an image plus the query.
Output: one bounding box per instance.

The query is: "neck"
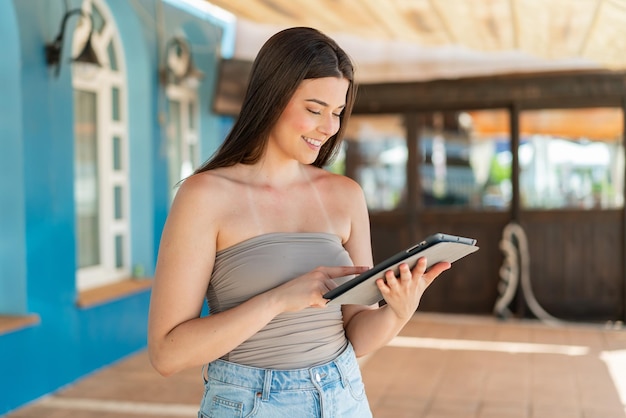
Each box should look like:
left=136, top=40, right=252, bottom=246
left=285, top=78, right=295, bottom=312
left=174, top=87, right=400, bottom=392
left=241, top=159, right=307, bottom=189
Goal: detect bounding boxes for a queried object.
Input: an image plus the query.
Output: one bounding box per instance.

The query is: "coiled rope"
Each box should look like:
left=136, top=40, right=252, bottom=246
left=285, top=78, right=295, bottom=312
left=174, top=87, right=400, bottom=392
left=494, top=222, right=563, bottom=326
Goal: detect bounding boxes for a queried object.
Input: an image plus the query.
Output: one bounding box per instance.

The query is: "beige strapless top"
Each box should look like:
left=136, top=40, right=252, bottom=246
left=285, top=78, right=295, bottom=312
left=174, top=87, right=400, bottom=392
left=207, top=232, right=353, bottom=369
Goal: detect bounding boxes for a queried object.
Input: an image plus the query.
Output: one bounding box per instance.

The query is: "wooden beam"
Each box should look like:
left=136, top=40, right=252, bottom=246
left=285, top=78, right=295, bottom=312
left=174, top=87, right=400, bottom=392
left=354, top=71, right=626, bottom=113
left=358, top=0, right=409, bottom=39
left=622, top=94, right=626, bottom=322
left=509, top=0, right=520, bottom=50
left=428, top=0, right=458, bottom=44
left=578, top=0, right=605, bottom=56
left=207, top=0, right=291, bottom=24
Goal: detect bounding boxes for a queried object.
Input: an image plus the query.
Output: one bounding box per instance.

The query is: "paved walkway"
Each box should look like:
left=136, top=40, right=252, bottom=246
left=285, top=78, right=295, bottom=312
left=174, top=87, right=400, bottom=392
left=5, top=313, right=626, bottom=418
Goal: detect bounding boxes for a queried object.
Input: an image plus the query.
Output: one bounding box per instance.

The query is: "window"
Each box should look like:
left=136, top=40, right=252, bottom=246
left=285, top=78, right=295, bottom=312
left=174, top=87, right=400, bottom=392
left=338, top=115, right=408, bottom=212
left=72, top=0, right=128, bottom=291
left=338, top=111, right=512, bottom=212
left=419, top=110, right=511, bottom=210
left=519, top=108, right=624, bottom=209
left=166, top=78, right=200, bottom=202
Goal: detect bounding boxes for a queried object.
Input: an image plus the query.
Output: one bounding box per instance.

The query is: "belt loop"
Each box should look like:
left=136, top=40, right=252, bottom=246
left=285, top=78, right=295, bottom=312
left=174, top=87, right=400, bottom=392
left=334, top=358, right=348, bottom=388
left=262, top=369, right=272, bottom=401
left=201, top=364, right=208, bottom=384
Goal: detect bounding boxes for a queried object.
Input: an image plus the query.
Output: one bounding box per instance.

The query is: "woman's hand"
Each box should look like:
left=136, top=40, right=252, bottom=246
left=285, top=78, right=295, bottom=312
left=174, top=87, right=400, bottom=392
left=273, top=266, right=370, bottom=312
left=376, top=258, right=451, bottom=321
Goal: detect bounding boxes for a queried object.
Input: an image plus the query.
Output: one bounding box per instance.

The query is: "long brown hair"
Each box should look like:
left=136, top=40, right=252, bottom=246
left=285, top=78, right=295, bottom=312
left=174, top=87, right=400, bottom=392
left=195, top=27, right=356, bottom=173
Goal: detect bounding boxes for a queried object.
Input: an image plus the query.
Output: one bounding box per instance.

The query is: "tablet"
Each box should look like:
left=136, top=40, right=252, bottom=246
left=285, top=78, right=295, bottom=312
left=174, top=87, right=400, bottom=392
left=324, top=233, right=479, bottom=306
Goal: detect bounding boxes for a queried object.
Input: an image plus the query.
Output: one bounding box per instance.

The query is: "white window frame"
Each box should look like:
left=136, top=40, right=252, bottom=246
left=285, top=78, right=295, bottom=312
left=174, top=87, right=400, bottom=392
left=72, top=0, right=129, bottom=291
left=166, top=83, right=200, bottom=202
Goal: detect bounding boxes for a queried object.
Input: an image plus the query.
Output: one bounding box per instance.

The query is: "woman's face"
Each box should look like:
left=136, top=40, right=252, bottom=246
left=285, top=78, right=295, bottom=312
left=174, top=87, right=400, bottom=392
left=268, top=76, right=350, bottom=165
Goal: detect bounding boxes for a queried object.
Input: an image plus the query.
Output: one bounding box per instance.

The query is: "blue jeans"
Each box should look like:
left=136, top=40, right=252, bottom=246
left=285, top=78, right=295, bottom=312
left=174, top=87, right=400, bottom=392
left=198, top=343, right=372, bottom=417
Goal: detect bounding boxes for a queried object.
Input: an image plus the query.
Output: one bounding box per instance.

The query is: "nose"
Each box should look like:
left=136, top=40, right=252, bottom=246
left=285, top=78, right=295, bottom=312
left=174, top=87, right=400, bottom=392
left=317, top=114, right=339, bottom=136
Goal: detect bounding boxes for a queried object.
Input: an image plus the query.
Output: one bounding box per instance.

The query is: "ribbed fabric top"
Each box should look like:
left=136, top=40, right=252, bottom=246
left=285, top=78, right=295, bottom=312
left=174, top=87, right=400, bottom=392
left=207, top=232, right=353, bottom=369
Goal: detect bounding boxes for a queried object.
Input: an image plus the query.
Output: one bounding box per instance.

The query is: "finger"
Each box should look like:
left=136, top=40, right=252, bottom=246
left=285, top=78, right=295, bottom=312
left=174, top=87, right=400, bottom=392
left=324, top=278, right=338, bottom=291
left=423, top=262, right=452, bottom=281
left=311, top=298, right=330, bottom=309
left=376, top=277, right=389, bottom=294
left=384, top=269, right=399, bottom=288
left=318, top=265, right=370, bottom=279
left=411, top=257, right=428, bottom=276
left=398, top=263, right=412, bottom=281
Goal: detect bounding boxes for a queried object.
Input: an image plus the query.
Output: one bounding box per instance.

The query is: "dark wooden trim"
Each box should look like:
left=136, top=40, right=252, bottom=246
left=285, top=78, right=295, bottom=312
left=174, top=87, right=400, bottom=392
left=510, top=104, right=520, bottom=222
left=623, top=96, right=626, bottom=322
left=209, top=65, right=626, bottom=116
left=516, top=97, right=624, bottom=111
left=354, top=71, right=626, bottom=113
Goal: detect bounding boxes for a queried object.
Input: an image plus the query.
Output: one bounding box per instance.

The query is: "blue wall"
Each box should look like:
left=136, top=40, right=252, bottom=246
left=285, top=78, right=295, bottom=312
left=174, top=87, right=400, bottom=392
left=0, top=0, right=233, bottom=414
left=0, top=0, right=26, bottom=315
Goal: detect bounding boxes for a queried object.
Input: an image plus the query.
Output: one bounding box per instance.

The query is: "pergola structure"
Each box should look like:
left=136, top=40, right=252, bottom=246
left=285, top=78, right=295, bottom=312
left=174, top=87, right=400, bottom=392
left=204, top=0, right=626, bottom=322
left=206, top=0, right=626, bottom=82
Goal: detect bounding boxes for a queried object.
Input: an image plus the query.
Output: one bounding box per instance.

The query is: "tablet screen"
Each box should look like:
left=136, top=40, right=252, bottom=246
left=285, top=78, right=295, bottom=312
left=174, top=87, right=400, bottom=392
left=324, top=233, right=479, bottom=306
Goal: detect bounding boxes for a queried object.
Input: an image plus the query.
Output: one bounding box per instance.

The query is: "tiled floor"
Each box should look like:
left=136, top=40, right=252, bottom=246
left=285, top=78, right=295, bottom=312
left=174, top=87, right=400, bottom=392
left=5, top=313, right=626, bottom=418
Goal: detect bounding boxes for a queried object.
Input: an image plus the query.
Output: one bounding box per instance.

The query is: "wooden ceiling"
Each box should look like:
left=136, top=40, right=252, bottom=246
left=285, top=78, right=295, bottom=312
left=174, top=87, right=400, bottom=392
left=206, top=0, right=626, bottom=82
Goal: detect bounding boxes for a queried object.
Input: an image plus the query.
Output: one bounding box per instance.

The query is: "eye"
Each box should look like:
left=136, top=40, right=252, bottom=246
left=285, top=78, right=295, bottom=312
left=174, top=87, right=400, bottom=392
left=332, top=112, right=342, bottom=118
left=307, top=108, right=321, bottom=115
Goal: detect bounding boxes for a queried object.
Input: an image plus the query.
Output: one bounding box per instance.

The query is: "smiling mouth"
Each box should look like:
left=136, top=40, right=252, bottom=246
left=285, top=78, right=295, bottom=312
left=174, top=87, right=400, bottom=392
left=303, top=136, right=323, bottom=147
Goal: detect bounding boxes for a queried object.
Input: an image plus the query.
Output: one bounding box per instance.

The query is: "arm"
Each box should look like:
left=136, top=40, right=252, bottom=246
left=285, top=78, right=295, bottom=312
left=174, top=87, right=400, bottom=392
left=340, top=180, right=450, bottom=357
left=148, top=174, right=367, bottom=376
left=148, top=174, right=277, bottom=376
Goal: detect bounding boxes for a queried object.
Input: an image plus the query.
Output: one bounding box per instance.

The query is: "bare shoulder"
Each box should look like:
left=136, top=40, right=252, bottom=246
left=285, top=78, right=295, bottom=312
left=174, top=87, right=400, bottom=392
left=174, top=167, right=264, bottom=250
left=166, top=169, right=238, bottom=232
left=307, top=166, right=364, bottom=201
left=177, top=168, right=232, bottom=193
left=304, top=166, right=368, bottom=238
left=175, top=169, right=238, bottom=208
left=304, top=166, right=372, bottom=264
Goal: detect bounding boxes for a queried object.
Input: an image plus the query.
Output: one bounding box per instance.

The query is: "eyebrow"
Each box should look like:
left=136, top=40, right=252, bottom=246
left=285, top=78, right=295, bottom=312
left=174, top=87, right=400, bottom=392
left=305, top=98, right=346, bottom=110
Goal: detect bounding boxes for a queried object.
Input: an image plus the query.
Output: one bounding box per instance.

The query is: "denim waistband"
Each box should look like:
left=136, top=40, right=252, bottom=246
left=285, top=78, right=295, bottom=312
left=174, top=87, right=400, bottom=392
left=205, top=343, right=355, bottom=399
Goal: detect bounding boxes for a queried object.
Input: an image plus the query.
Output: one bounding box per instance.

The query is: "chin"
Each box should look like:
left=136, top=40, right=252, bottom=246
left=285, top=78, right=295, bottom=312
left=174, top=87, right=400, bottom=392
left=298, top=152, right=319, bottom=165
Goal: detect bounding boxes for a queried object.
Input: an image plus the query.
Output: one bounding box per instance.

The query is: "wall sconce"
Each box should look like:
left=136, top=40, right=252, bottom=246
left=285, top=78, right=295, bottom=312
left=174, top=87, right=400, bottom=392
left=159, top=37, right=204, bottom=88
left=45, top=8, right=101, bottom=77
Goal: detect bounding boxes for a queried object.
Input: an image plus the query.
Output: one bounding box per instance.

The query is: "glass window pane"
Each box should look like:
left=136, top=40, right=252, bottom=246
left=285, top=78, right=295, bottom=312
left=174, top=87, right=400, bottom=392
left=91, top=5, right=105, bottom=34
left=74, top=90, right=100, bottom=268
left=167, top=100, right=183, bottom=201
left=114, top=234, right=123, bottom=269
left=188, top=142, right=198, bottom=169
left=112, top=87, right=120, bottom=121
left=420, top=110, right=511, bottom=210
left=341, top=115, right=407, bottom=212
left=113, top=185, right=123, bottom=219
left=520, top=108, right=624, bottom=209
left=188, top=101, right=196, bottom=130
left=112, top=135, right=121, bottom=170
left=107, top=41, right=118, bottom=72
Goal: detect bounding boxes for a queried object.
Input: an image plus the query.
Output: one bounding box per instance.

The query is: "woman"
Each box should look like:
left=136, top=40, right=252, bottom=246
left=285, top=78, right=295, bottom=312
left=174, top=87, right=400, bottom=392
left=148, top=27, right=451, bottom=417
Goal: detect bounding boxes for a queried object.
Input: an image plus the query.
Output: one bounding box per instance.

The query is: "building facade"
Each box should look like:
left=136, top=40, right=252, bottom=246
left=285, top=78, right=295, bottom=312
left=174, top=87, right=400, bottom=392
left=0, top=0, right=233, bottom=413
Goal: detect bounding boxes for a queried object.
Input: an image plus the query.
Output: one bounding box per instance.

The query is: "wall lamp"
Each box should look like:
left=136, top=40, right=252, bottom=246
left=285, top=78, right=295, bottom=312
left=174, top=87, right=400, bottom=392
left=159, top=37, right=204, bottom=87
left=45, top=8, right=101, bottom=77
